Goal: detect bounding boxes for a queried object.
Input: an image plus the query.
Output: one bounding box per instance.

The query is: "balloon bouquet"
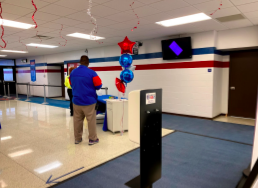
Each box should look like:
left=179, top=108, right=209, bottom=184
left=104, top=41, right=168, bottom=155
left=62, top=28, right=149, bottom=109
left=116, top=36, right=136, bottom=94
left=116, top=36, right=136, bottom=135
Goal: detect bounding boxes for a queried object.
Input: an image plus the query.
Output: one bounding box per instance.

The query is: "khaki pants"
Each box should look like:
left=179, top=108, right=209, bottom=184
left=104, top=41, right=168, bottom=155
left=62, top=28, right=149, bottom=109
left=73, top=103, right=98, bottom=141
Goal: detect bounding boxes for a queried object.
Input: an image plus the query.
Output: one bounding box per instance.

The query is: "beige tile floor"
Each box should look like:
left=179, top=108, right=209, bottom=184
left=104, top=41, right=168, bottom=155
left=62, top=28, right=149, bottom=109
left=0, top=100, right=174, bottom=188
left=213, top=115, right=255, bottom=126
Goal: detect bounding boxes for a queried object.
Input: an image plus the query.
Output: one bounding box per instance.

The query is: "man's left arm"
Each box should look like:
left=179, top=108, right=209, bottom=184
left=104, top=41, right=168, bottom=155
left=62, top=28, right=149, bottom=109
left=92, top=72, right=102, bottom=90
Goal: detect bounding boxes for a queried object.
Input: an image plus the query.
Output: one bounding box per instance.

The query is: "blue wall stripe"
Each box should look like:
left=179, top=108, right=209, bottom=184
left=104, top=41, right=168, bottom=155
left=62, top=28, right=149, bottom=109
left=64, top=47, right=229, bottom=64
left=16, top=63, right=47, bottom=67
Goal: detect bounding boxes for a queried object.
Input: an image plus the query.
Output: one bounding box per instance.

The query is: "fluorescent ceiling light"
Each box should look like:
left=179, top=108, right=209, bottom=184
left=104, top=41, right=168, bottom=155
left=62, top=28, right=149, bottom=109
left=67, top=33, right=105, bottom=40
left=1, top=136, right=12, bottom=141
left=8, top=149, right=33, bottom=158
left=0, top=19, right=35, bottom=29
left=26, top=43, right=58, bottom=48
left=34, top=161, right=62, bottom=174
left=1, top=50, right=28, bottom=53
left=0, top=55, right=7, bottom=57
left=156, top=13, right=211, bottom=27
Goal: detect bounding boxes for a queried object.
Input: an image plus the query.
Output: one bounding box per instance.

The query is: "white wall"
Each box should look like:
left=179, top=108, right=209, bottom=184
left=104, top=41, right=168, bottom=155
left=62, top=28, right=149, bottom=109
left=17, top=25, right=258, bottom=118
left=217, top=26, right=258, bottom=50
left=16, top=65, right=62, bottom=97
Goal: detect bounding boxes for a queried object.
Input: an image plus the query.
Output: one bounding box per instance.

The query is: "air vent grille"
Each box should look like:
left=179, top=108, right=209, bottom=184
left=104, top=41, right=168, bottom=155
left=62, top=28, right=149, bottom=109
left=216, top=14, right=246, bottom=23
left=32, top=35, right=54, bottom=40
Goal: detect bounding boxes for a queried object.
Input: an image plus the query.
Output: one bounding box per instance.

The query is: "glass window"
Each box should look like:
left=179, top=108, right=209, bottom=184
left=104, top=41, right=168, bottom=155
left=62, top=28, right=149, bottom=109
left=3, top=68, right=13, bottom=81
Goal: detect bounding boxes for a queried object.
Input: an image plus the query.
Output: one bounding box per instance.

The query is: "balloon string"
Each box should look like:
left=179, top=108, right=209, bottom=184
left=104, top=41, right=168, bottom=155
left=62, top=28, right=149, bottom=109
left=0, top=2, right=6, bottom=48
left=130, top=2, right=140, bottom=31
left=19, top=37, right=28, bottom=51
left=32, top=0, right=38, bottom=28
left=59, top=24, right=67, bottom=46
left=35, top=31, right=42, bottom=48
left=120, top=95, right=125, bottom=136
left=210, top=0, right=223, bottom=16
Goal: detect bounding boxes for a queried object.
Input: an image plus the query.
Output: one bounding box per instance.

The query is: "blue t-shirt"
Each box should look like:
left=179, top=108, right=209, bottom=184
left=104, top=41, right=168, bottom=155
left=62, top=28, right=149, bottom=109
left=70, top=65, right=102, bottom=106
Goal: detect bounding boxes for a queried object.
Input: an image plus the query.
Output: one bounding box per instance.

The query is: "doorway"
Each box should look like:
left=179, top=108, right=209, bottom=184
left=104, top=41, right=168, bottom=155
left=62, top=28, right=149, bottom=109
left=0, top=66, right=16, bottom=96
left=228, top=50, right=258, bottom=119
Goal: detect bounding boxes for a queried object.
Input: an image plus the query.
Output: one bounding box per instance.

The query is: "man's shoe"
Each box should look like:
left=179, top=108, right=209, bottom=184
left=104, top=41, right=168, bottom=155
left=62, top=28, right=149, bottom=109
left=89, top=138, right=99, bottom=145
left=75, top=138, right=82, bottom=144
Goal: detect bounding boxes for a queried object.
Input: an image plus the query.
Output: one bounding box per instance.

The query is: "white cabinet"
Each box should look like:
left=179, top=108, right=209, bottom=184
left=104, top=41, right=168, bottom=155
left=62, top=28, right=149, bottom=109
left=107, top=99, right=128, bottom=133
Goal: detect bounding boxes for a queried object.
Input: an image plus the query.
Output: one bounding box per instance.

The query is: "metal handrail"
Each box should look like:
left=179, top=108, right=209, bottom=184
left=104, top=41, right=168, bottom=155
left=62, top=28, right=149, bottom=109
left=15, top=83, right=108, bottom=104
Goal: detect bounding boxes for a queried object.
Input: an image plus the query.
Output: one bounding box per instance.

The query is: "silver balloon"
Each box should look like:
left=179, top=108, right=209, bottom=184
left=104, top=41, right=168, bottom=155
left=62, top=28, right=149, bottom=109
left=122, top=65, right=136, bottom=72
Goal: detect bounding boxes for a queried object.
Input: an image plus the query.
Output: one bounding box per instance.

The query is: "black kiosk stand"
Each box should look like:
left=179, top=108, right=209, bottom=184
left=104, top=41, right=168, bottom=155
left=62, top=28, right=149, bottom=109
left=125, top=89, right=162, bottom=188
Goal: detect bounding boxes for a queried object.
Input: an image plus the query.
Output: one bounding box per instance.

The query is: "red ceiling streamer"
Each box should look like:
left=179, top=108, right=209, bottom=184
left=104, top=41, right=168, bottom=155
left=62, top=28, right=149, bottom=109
left=35, top=31, right=42, bottom=48
left=32, top=0, right=38, bottom=28
left=19, top=37, right=28, bottom=51
left=130, top=2, right=140, bottom=31
left=210, top=0, right=223, bottom=16
left=0, top=2, right=7, bottom=48
left=59, top=24, right=67, bottom=47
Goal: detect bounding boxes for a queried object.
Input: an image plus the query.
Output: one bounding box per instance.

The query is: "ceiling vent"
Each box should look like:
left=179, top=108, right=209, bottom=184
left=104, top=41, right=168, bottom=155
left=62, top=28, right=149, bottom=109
left=215, top=14, right=246, bottom=23
left=32, top=35, right=54, bottom=40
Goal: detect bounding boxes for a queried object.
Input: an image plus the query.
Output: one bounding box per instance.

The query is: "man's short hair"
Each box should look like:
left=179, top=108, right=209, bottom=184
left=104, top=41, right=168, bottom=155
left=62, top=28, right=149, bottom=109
left=80, top=55, right=89, bottom=64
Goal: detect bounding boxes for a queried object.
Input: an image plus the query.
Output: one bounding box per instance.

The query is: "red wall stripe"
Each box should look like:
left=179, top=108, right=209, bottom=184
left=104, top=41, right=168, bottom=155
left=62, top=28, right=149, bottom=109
left=18, top=61, right=229, bottom=73
left=16, top=70, right=61, bottom=73
left=89, top=61, right=229, bottom=72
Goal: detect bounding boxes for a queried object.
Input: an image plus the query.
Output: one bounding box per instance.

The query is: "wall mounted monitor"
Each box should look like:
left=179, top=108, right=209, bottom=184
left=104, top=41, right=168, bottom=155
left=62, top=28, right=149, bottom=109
left=161, top=37, right=192, bottom=60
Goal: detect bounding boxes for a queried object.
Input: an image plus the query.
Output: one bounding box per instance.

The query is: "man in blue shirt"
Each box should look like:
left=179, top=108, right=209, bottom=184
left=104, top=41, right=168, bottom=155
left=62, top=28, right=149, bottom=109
left=70, top=55, right=102, bottom=145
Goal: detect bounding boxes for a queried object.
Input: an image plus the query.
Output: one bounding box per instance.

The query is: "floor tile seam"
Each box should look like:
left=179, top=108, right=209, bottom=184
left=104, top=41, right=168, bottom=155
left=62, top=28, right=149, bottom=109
left=174, top=130, right=253, bottom=146
left=0, top=149, right=47, bottom=183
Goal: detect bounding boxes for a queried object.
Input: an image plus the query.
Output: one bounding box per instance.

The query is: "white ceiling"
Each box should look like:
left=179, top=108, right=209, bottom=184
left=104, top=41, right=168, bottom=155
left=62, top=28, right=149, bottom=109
left=0, top=0, right=258, bottom=59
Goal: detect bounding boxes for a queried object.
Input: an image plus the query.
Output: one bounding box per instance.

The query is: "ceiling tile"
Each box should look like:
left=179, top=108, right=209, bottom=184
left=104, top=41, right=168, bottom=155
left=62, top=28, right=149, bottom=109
left=230, top=0, right=258, bottom=6
left=52, top=18, right=83, bottom=26
left=2, top=12, right=21, bottom=20
left=244, top=10, right=258, bottom=19
left=94, top=18, right=118, bottom=26
left=25, top=11, right=61, bottom=22
left=137, top=0, right=163, bottom=4
left=92, top=0, right=113, bottom=4
left=184, top=0, right=213, bottom=5
left=128, top=5, right=162, bottom=18
left=237, top=2, right=258, bottom=13
left=222, top=19, right=253, bottom=29
left=15, top=16, right=49, bottom=26
left=40, top=22, right=70, bottom=29
left=163, top=6, right=200, bottom=20
left=5, top=0, right=50, bottom=10
left=149, top=0, right=189, bottom=11
left=105, top=11, right=138, bottom=22
left=194, top=0, right=234, bottom=12
left=91, top=5, right=121, bottom=17
left=102, top=0, right=144, bottom=11
left=206, top=7, right=241, bottom=18
left=142, top=12, right=174, bottom=22
left=40, top=4, right=78, bottom=16
left=41, top=0, right=60, bottom=3
left=54, top=0, right=98, bottom=11
left=66, top=11, right=96, bottom=22
left=248, top=16, right=258, bottom=24
left=2, top=3, right=33, bottom=16
left=107, top=18, right=151, bottom=30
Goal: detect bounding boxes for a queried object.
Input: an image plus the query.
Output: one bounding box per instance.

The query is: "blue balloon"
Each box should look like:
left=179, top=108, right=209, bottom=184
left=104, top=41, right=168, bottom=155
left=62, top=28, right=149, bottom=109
left=119, top=54, right=133, bottom=68
left=120, top=69, right=134, bottom=83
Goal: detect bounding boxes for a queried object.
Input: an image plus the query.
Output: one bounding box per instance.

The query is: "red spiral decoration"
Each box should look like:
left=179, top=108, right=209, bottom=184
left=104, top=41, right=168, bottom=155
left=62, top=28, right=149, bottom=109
left=59, top=24, right=67, bottom=46
left=35, top=31, right=42, bottom=48
left=32, top=0, right=38, bottom=28
left=210, top=0, right=223, bottom=16
left=0, top=2, right=7, bottom=48
left=130, top=2, right=140, bottom=31
left=19, top=37, right=28, bottom=51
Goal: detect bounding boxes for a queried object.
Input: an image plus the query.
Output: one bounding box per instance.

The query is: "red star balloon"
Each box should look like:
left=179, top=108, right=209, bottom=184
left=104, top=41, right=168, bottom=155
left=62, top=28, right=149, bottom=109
left=118, top=36, right=136, bottom=54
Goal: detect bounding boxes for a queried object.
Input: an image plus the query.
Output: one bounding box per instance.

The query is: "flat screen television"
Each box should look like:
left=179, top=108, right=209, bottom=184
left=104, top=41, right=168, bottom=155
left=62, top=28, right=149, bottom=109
left=161, top=37, right=192, bottom=60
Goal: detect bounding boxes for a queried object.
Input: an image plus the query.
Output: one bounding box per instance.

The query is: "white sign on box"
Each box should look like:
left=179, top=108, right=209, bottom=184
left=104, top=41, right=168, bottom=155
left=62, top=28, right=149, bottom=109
left=146, top=93, right=156, bottom=105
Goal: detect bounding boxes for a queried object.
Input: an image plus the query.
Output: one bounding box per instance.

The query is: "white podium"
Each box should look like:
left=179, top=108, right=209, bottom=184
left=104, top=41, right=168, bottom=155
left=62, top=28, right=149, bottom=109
left=106, top=99, right=128, bottom=133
